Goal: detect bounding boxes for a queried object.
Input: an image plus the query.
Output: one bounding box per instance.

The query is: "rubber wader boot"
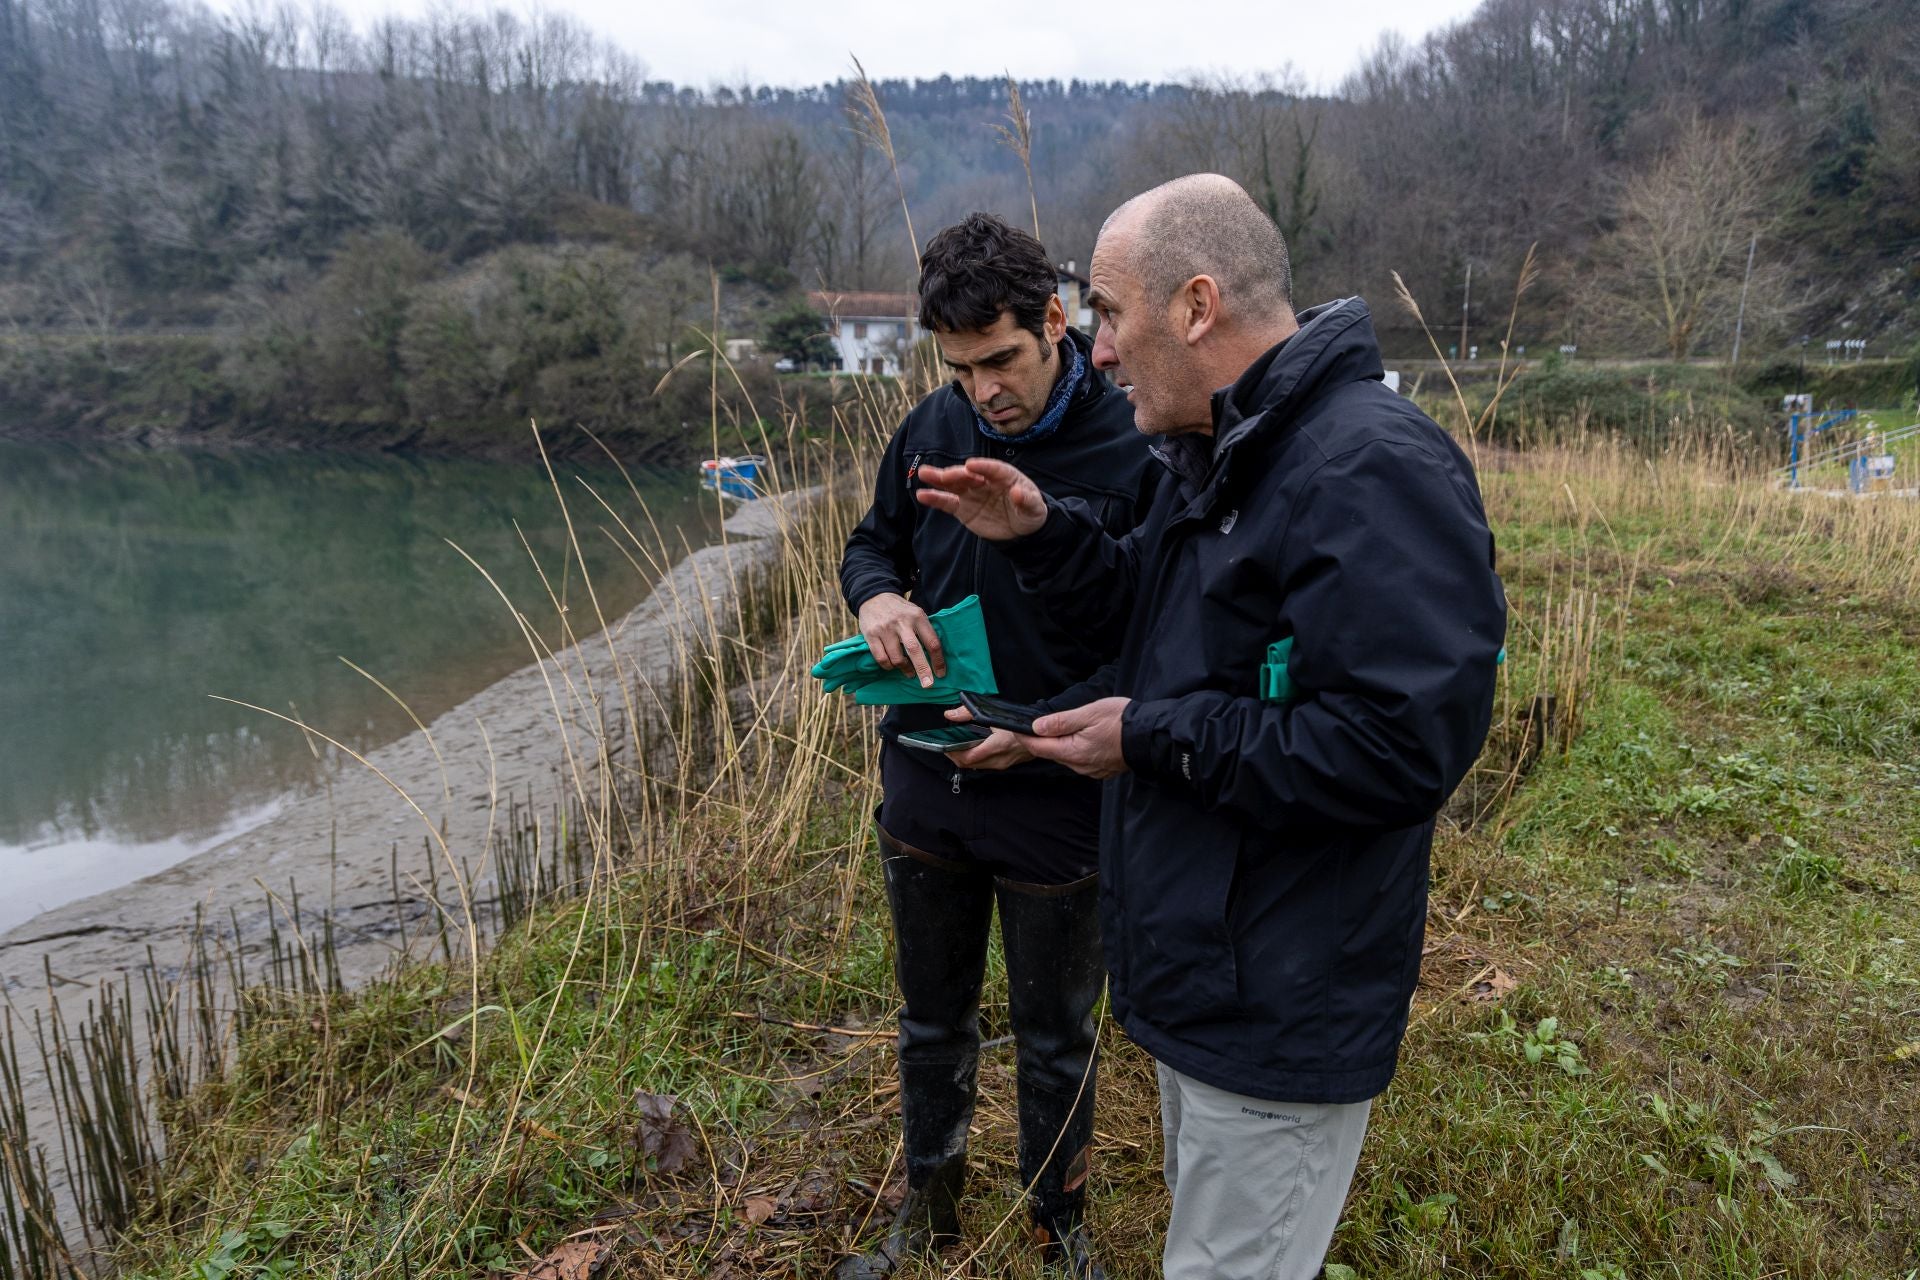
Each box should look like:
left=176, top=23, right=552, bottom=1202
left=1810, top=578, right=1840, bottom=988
left=997, top=871, right=1107, bottom=1280
left=837, top=830, right=995, bottom=1279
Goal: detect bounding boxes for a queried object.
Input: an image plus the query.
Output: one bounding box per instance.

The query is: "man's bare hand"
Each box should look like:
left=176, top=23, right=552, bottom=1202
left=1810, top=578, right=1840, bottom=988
left=945, top=728, right=1035, bottom=770
left=939, top=706, right=1035, bottom=770
left=856, top=592, right=945, bottom=687
left=913, top=458, right=1049, bottom=541
left=1023, top=697, right=1133, bottom=779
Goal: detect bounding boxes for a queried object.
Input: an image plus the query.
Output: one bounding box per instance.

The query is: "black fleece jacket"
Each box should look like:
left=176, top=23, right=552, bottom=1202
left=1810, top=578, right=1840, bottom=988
left=839, top=327, right=1157, bottom=771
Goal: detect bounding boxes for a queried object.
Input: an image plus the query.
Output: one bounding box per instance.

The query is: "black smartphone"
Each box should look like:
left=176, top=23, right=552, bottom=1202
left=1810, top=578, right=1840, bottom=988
left=896, top=724, right=993, bottom=754
left=958, top=690, right=1043, bottom=736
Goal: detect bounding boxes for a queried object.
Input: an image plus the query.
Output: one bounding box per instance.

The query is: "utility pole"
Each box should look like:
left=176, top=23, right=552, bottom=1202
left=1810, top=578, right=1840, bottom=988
left=1729, top=234, right=1757, bottom=367
left=1459, top=262, right=1471, bottom=363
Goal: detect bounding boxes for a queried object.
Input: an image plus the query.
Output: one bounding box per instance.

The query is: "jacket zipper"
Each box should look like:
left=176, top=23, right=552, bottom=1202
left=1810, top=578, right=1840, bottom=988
left=1109, top=500, right=1190, bottom=994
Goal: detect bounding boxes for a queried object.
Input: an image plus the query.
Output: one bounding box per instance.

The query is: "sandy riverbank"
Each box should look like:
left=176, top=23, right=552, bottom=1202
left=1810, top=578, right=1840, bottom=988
left=1, top=495, right=801, bottom=993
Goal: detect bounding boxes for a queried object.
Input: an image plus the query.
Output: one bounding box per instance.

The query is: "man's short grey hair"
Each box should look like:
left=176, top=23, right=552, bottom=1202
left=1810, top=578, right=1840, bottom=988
left=1103, top=174, right=1293, bottom=318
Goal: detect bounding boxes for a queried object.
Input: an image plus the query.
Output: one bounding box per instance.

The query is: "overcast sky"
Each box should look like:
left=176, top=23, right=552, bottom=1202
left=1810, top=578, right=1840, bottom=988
left=250, top=0, right=1485, bottom=92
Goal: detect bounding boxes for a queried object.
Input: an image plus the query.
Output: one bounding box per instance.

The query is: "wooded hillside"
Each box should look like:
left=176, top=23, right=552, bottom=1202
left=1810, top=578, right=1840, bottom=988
left=2, top=0, right=1915, bottom=446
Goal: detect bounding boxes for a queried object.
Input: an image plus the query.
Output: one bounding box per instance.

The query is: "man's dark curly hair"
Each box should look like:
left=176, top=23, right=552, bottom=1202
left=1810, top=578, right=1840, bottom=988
left=917, top=212, right=1057, bottom=340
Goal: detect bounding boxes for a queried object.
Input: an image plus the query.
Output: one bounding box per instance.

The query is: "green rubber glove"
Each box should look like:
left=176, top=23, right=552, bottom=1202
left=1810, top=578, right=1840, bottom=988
left=811, top=636, right=871, bottom=679
left=810, top=594, right=999, bottom=705
left=810, top=635, right=877, bottom=683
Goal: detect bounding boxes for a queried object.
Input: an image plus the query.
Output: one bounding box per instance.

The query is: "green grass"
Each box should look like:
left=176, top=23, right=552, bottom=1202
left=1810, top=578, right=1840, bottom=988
left=97, top=438, right=1920, bottom=1280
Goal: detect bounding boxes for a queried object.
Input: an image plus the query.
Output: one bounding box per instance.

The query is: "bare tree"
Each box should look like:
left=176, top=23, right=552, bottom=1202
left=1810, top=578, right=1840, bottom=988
left=1148, top=72, right=1324, bottom=272
left=705, top=120, right=820, bottom=277
left=635, top=253, right=705, bottom=366
left=47, top=256, right=120, bottom=352
left=1581, top=116, right=1785, bottom=358
left=815, top=88, right=893, bottom=288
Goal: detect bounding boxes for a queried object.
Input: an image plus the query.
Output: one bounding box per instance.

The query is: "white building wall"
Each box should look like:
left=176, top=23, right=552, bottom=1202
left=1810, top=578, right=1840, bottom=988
left=828, top=317, right=922, bottom=376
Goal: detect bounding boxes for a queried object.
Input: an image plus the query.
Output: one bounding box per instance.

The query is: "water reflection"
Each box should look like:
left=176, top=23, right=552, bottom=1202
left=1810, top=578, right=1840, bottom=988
left=0, top=441, right=718, bottom=916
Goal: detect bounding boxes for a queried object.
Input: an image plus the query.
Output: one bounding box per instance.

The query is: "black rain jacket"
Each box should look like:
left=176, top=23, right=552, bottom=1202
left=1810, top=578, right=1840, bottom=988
left=839, top=327, right=1155, bottom=776
left=1002, top=298, right=1507, bottom=1101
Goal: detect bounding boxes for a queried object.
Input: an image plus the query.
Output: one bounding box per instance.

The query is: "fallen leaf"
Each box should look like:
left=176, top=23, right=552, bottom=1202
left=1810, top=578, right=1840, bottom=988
left=510, top=1238, right=606, bottom=1280
left=516, top=1117, right=564, bottom=1143
left=440, top=1084, right=483, bottom=1108
left=633, top=1091, right=697, bottom=1175
left=788, top=1172, right=836, bottom=1215
left=1892, top=1039, right=1920, bottom=1062
left=1471, top=967, right=1518, bottom=1002
left=744, top=1195, right=778, bottom=1224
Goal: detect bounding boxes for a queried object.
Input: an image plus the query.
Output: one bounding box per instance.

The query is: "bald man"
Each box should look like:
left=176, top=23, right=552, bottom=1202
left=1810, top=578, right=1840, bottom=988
left=918, top=175, right=1507, bottom=1279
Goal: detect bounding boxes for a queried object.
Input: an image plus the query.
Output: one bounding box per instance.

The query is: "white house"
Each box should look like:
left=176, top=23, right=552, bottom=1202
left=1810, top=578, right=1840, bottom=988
left=808, top=267, right=1093, bottom=376
left=807, top=291, right=923, bottom=376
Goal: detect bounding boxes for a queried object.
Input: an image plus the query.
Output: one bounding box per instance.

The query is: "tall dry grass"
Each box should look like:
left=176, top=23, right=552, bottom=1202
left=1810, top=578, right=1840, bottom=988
left=1488, top=431, right=1920, bottom=597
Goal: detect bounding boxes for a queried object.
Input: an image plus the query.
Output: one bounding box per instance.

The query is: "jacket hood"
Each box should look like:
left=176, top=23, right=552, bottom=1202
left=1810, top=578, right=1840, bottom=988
left=1213, top=297, right=1383, bottom=444
left=1157, top=297, right=1384, bottom=508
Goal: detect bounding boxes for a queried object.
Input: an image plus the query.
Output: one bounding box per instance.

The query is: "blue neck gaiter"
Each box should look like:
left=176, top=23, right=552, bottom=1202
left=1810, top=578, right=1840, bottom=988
left=972, top=340, right=1085, bottom=446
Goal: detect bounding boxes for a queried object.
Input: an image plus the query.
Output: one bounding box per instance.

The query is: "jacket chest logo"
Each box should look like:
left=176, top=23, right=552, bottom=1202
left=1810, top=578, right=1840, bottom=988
left=1218, top=509, right=1239, bottom=535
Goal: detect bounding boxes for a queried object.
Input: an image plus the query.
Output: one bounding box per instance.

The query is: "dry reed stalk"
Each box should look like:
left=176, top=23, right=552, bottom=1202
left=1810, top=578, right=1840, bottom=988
left=847, top=58, right=917, bottom=264
left=1391, top=251, right=1541, bottom=475
left=1476, top=244, right=1542, bottom=438
left=1391, top=269, right=1473, bottom=438
left=992, top=74, right=1040, bottom=240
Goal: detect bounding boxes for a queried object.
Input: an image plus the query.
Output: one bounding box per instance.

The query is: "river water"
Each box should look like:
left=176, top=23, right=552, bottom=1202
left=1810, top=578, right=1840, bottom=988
left=0, top=441, right=720, bottom=932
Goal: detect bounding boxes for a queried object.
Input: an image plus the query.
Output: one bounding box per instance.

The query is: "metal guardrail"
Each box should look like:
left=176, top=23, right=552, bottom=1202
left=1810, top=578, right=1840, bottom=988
left=1778, top=417, right=1920, bottom=485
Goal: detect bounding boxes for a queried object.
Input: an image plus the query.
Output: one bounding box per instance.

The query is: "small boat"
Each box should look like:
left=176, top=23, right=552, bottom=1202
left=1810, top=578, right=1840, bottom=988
left=699, top=454, right=766, bottom=500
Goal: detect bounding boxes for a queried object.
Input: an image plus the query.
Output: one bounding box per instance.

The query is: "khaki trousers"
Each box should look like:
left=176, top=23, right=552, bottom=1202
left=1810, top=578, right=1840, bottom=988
left=1158, top=1062, right=1372, bottom=1280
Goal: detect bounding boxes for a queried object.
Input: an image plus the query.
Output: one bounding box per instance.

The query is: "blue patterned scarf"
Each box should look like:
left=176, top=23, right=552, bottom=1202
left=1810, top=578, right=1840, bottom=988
left=972, top=341, right=1086, bottom=446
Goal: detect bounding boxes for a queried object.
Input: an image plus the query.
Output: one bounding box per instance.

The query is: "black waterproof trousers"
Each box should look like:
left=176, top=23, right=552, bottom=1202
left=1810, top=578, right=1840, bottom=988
left=873, top=744, right=1105, bottom=1238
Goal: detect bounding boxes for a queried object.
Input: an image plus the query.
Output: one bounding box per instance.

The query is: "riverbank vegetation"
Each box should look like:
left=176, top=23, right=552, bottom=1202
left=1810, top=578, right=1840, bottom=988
left=0, top=230, right=830, bottom=459
left=1421, top=352, right=1920, bottom=449
left=4, top=363, right=1917, bottom=1276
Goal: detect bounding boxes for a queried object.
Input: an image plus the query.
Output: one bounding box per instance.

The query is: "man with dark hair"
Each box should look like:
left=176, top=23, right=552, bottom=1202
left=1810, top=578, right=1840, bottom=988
left=835, top=211, right=1152, bottom=1280
left=916, top=175, right=1507, bottom=1279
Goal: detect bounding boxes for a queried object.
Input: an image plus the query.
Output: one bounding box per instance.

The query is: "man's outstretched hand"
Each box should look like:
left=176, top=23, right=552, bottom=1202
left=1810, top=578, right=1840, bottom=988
left=913, top=458, right=1049, bottom=541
